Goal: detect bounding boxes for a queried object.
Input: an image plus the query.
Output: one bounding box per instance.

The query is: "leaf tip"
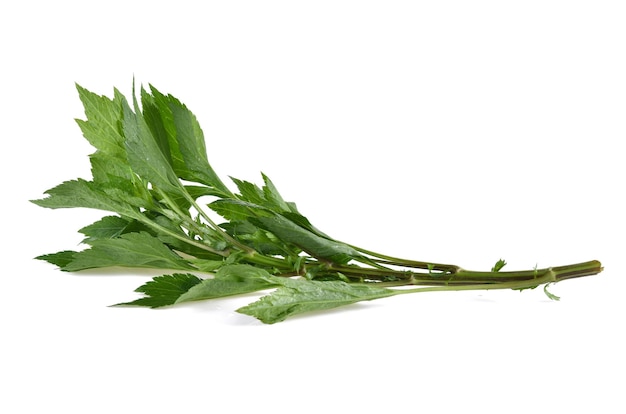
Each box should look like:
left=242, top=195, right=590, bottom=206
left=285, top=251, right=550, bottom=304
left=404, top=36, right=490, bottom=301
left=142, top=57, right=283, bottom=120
left=491, top=258, right=507, bottom=272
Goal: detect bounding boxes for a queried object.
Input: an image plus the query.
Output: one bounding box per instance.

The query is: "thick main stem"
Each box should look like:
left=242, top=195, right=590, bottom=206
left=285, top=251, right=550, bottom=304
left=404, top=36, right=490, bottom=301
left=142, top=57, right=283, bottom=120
left=454, top=260, right=603, bottom=284
left=349, top=245, right=460, bottom=273
left=333, top=259, right=602, bottom=288
left=390, top=260, right=603, bottom=294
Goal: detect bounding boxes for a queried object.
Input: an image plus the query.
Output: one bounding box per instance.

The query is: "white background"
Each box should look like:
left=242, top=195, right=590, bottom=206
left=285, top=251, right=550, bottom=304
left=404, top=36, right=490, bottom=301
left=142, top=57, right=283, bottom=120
left=2, top=1, right=624, bottom=413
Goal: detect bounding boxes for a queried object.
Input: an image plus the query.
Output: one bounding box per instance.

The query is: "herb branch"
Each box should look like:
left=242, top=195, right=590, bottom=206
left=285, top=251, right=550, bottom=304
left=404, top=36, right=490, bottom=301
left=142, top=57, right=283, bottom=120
left=32, top=83, right=603, bottom=324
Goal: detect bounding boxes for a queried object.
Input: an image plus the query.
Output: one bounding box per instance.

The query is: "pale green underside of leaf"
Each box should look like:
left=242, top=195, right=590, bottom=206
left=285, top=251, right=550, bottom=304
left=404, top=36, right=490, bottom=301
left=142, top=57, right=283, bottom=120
left=117, top=264, right=396, bottom=321
left=237, top=278, right=397, bottom=324
left=176, top=265, right=278, bottom=303
left=116, top=265, right=276, bottom=308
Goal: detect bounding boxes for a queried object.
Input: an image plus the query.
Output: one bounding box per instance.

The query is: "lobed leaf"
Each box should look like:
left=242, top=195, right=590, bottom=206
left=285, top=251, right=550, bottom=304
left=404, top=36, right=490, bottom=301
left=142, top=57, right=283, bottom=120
left=78, top=215, right=138, bottom=242
left=237, top=278, right=397, bottom=324
left=36, top=250, right=78, bottom=268
left=146, top=85, right=232, bottom=195
left=58, top=232, right=194, bottom=272
left=122, top=95, right=182, bottom=194
left=491, top=259, right=507, bottom=272
left=176, top=264, right=278, bottom=303
left=75, top=84, right=126, bottom=158
left=116, top=273, right=202, bottom=308
left=261, top=173, right=294, bottom=212
left=89, top=151, right=134, bottom=184
left=231, top=177, right=266, bottom=206
left=209, top=198, right=273, bottom=221
left=31, top=179, right=144, bottom=220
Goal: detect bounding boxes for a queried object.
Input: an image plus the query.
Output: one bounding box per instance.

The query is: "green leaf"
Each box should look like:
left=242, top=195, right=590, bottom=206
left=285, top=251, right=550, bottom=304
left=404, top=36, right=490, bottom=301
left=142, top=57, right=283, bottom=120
left=60, top=232, right=194, bottom=272
left=75, top=84, right=126, bottom=158
left=35, top=251, right=78, bottom=268
left=163, top=90, right=232, bottom=195
left=122, top=95, right=182, bottom=194
left=237, top=278, right=397, bottom=324
left=185, top=185, right=220, bottom=200
left=88, top=152, right=154, bottom=211
left=103, top=183, right=154, bottom=211
left=221, top=221, right=296, bottom=256
left=251, top=213, right=361, bottom=264
left=210, top=198, right=272, bottom=221
left=231, top=173, right=295, bottom=213
left=231, top=177, right=266, bottom=206
left=79, top=215, right=136, bottom=242
left=176, top=264, right=278, bottom=303
left=89, top=151, right=134, bottom=183
left=147, top=85, right=232, bottom=195
left=261, top=173, right=293, bottom=212
left=211, top=199, right=358, bottom=263
left=140, top=86, right=174, bottom=168
left=491, top=259, right=507, bottom=272
left=189, top=259, right=225, bottom=272
left=116, top=273, right=202, bottom=308
left=280, top=211, right=333, bottom=239
left=31, top=179, right=143, bottom=220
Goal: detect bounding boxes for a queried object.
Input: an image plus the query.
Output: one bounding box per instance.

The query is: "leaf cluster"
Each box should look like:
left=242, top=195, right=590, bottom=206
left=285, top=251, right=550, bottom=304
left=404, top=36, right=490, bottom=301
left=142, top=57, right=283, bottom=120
left=32, top=83, right=603, bottom=323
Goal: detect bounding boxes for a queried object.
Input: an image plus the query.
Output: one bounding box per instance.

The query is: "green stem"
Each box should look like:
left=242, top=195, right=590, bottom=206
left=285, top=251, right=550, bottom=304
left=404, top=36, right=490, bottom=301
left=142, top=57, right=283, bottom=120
left=348, top=245, right=461, bottom=273
left=156, top=189, right=213, bottom=239
left=136, top=215, right=228, bottom=257
left=188, top=194, right=253, bottom=252
left=393, top=275, right=555, bottom=295
left=243, top=251, right=293, bottom=270
left=335, top=259, right=603, bottom=288
left=452, top=260, right=603, bottom=284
